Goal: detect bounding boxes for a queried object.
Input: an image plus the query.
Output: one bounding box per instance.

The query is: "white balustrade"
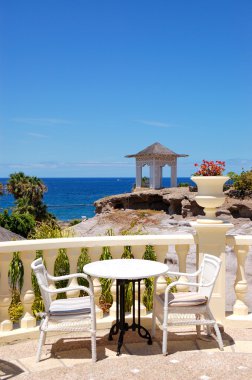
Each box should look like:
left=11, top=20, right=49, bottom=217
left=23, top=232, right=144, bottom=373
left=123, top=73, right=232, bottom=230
left=0, top=252, right=13, bottom=331
left=1, top=232, right=251, bottom=339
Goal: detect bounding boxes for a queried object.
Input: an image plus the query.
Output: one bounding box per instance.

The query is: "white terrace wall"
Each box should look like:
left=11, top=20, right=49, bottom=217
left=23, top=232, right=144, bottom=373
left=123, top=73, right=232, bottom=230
left=0, top=233, right=251, bottom=341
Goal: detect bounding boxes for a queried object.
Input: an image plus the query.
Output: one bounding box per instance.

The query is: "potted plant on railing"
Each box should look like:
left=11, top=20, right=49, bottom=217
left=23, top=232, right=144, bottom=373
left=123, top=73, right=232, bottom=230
left=191, top=160, right=229, bottom=223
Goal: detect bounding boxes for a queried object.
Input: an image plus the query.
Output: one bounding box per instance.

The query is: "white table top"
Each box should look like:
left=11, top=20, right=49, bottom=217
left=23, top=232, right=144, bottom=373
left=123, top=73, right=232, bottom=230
left=83, top=259, right=168, bottom=280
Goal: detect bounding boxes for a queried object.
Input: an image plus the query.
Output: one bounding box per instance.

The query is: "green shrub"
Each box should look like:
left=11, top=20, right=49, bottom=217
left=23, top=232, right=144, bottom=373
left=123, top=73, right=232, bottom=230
left=228, top=170, right=252, bottom=193
left=178, top=182, right=190, bottom=187
left=0, top=210, right=36, bottom=238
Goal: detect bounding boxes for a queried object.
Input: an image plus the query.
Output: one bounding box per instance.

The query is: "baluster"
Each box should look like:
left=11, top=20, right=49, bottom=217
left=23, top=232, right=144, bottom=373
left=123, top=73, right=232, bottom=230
left=43, top=249, right=58, bottom=301
left=66, top=248, right=81, bottom=298
left=175, top=244, right=190, bottom=292
left=0, top=252, right=13, bottom=331
left=131, top=245, right=145, bottom=259
left=20, top=251, right=36, bottom=328
left=155, top=245, right=169, bottom=263
left=233, top=245, right=249, bottom=316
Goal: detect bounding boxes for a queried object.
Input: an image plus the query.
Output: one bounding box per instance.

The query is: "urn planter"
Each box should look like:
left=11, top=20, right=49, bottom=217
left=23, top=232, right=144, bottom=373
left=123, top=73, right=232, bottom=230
left=191, top=176, right=229, bottom=223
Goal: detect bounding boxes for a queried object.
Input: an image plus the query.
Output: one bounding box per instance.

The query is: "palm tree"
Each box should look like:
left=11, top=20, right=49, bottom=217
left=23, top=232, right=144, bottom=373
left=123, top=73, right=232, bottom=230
left=7, top=172, right=47, bottom=202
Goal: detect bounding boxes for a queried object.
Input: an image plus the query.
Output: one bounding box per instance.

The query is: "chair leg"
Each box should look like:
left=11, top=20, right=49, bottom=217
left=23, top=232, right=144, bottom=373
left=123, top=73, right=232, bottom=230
left=162, top=326, right=168, bottom=355
left=207, top=308, right=224, bottom=351
left=36, top=330, right=46, bottom=362
left=213, top=322, right=224, bottom=351
left=91, top=331, right=97, bottom=363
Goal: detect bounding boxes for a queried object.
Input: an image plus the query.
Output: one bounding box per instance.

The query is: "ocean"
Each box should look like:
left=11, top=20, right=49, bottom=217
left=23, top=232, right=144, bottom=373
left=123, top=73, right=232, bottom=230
left=0, top=177, right=193, bottom=221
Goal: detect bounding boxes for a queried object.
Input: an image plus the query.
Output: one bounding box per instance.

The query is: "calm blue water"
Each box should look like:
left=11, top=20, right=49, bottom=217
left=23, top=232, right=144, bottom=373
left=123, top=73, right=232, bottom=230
left=0, top=177, right=193, bottom=221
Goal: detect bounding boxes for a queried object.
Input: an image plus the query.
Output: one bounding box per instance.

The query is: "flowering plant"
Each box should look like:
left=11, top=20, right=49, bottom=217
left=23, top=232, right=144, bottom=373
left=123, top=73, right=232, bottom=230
left=193, top=160, right=225, bottom=176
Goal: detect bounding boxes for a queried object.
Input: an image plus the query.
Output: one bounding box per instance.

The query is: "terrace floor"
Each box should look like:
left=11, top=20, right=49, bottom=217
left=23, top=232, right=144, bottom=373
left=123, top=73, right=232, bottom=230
left=1, top=326, right=252, bottom=380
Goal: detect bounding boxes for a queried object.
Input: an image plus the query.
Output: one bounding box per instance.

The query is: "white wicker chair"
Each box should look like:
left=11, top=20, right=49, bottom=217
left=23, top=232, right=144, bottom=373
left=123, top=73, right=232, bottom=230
left=31, top=258, right=97, bottom=362
left=152, top=254, right=224, bottom=355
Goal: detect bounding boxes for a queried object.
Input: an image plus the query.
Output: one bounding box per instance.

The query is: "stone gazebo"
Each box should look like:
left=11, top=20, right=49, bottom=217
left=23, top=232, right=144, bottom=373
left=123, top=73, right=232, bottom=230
left=126, top=142, right=188, bottom=189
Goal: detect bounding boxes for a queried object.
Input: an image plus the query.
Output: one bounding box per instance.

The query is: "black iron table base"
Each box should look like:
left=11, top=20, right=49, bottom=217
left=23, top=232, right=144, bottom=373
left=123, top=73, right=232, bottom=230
left=108, top=279, right=152, bottom=355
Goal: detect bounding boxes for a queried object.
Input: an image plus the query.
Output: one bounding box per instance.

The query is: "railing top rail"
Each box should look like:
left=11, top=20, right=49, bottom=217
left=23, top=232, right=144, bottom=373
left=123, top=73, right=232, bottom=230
left=226, top=234, right=252, bottom=246
left=0, top=234, right=195, bottom=253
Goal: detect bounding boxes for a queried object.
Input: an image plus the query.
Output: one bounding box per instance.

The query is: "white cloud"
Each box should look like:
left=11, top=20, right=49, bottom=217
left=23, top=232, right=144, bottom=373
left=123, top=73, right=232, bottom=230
left=12, top=117, right=73, bottom=126
left=136, top=119, right=173, bottom=128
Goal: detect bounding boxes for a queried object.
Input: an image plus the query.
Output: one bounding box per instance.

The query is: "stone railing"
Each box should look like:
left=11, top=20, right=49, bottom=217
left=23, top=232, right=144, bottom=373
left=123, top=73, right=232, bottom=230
left=0, top=232, right=251, bottom=340
left=226, top=234, right=252, bottom=324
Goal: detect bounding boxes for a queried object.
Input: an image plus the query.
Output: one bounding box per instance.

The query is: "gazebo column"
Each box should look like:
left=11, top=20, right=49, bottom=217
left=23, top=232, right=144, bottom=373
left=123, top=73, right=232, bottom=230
left=136, top=162, right=142, bottom=188
left=154, top=165, right=162, bottom=189
left=171, top=161, right=177, bottom=187
left=149, top=163, right=155, bottom=189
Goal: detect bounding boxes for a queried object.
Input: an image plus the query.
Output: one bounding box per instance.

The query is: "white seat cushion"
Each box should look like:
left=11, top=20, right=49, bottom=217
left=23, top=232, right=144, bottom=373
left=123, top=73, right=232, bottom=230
left=49, top=296, right=91, bottom=316
left=159, top=292, right=208, bottom=307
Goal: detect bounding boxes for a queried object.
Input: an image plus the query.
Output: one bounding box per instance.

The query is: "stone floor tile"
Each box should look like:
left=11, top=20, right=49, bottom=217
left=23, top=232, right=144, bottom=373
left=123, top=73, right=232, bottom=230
left=233, top=341, right=252, bottom=353
left=18, top=353, right=64, bottom=373
left=196, top=339, right=233, bottom=352
left=124, top=341, right=161, bottom=355
left=166, top=340, right=198, bottom=354
left=97, top=344, right=128, bottom=360
left=56, top=348, right=92, bottom=367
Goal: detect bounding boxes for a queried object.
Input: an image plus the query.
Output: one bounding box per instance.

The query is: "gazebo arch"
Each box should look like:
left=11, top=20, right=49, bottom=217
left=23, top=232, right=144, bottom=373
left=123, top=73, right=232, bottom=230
left=126, top=142, right=188, bottom=189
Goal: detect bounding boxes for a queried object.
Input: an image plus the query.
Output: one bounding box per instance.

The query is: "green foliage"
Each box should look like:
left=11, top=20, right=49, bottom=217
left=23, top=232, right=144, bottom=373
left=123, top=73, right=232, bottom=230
left=8, top=290, right=24, bottom=322
left=228, top=170, right=252, bottom=193
left=142, top=245, right=157, bottom=311
left=121, top=245, right=134, bottom=259
left=29, top=220, right=70, bottom=239
left=77, top=248, right=91, bottom=295
left=8, top=252, right=24, bottom=291
left=8, top=252, right=24, bottom=322
left=0, top=210, right=36, bottom=238
left=69, top=219, right=82, bottom=226
left=6, top=172, right=54, bottom=222
left=178, top=182, right=190, bottom=187
left=0, top=182, right=3, bottom=196
left=31, top=250, right=45, bottom=318
left=99, top=242, right=113, bottom=312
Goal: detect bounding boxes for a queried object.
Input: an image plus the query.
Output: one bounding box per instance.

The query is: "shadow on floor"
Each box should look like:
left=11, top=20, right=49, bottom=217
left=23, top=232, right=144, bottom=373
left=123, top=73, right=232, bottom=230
left=0, top=359, right=24, bottom=379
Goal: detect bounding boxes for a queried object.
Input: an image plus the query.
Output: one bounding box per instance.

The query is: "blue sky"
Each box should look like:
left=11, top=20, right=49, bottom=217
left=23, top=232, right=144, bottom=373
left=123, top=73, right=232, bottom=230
left=1, top=0, right=251, bottom=177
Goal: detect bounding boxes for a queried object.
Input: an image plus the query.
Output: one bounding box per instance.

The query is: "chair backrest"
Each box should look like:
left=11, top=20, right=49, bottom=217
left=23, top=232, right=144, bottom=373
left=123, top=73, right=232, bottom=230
left=198, top=254, right=222, bottom=301
left=31, top=258, right=52, bottom=312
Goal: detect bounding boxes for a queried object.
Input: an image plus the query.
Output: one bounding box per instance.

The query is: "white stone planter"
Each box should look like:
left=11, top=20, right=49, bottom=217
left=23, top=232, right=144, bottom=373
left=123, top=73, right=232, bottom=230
left=191, top=176, right=229, bottom=223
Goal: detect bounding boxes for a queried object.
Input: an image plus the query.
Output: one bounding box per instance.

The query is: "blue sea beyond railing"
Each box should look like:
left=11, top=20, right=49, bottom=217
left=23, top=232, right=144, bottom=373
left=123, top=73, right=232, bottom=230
left=0, top=177, right=194, bottom=221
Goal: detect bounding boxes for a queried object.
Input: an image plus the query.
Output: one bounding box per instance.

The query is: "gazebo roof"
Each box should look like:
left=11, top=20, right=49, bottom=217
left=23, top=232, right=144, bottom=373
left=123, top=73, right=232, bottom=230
left=125, top=142, right=188, bottom=158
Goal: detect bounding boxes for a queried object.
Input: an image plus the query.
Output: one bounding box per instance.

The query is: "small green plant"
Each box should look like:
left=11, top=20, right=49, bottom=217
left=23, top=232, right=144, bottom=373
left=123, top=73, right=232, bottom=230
left=142, top=245, right=157, bottom=311
left=77, top=248, right=91, bottom=296
left=69, top=219, right=82, bottom=226
left=99, top=230, right=114, bottom=312
left=8, top=252, right=24, bottom=322
left=31, top=250, right=45, bottom=318
left=178, top=182, right=189, bottom=187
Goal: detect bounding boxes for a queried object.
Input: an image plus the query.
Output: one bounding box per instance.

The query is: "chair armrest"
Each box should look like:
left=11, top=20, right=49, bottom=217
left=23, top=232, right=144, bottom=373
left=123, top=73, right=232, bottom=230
left=163, top=277, right=216, bottom=295
left=47, top=272, right=94, bottom=290
left=40, top=284, right=94, bottom=297
left=165, top=267, right=202, bottom=278
left=47, top=272, right=89, bottom=281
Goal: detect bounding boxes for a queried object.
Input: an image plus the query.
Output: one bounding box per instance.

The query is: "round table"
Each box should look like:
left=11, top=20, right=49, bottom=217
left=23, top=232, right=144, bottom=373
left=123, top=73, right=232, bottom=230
left=84, top=259, right=168, bottom=355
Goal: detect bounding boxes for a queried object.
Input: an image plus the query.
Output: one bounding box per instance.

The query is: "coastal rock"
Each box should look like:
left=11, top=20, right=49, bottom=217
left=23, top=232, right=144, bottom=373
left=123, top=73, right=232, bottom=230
left=94, top=187, right=252, bottom=220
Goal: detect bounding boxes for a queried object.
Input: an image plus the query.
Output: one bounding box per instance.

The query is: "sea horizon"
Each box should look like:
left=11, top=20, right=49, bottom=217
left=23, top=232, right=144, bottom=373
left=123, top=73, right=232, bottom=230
left=0, top=177, right=194, bottom=221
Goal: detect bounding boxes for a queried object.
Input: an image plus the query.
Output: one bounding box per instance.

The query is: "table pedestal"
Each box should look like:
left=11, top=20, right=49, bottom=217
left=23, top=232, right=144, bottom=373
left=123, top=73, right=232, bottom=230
left=108, top=279, right=152, bottom=355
